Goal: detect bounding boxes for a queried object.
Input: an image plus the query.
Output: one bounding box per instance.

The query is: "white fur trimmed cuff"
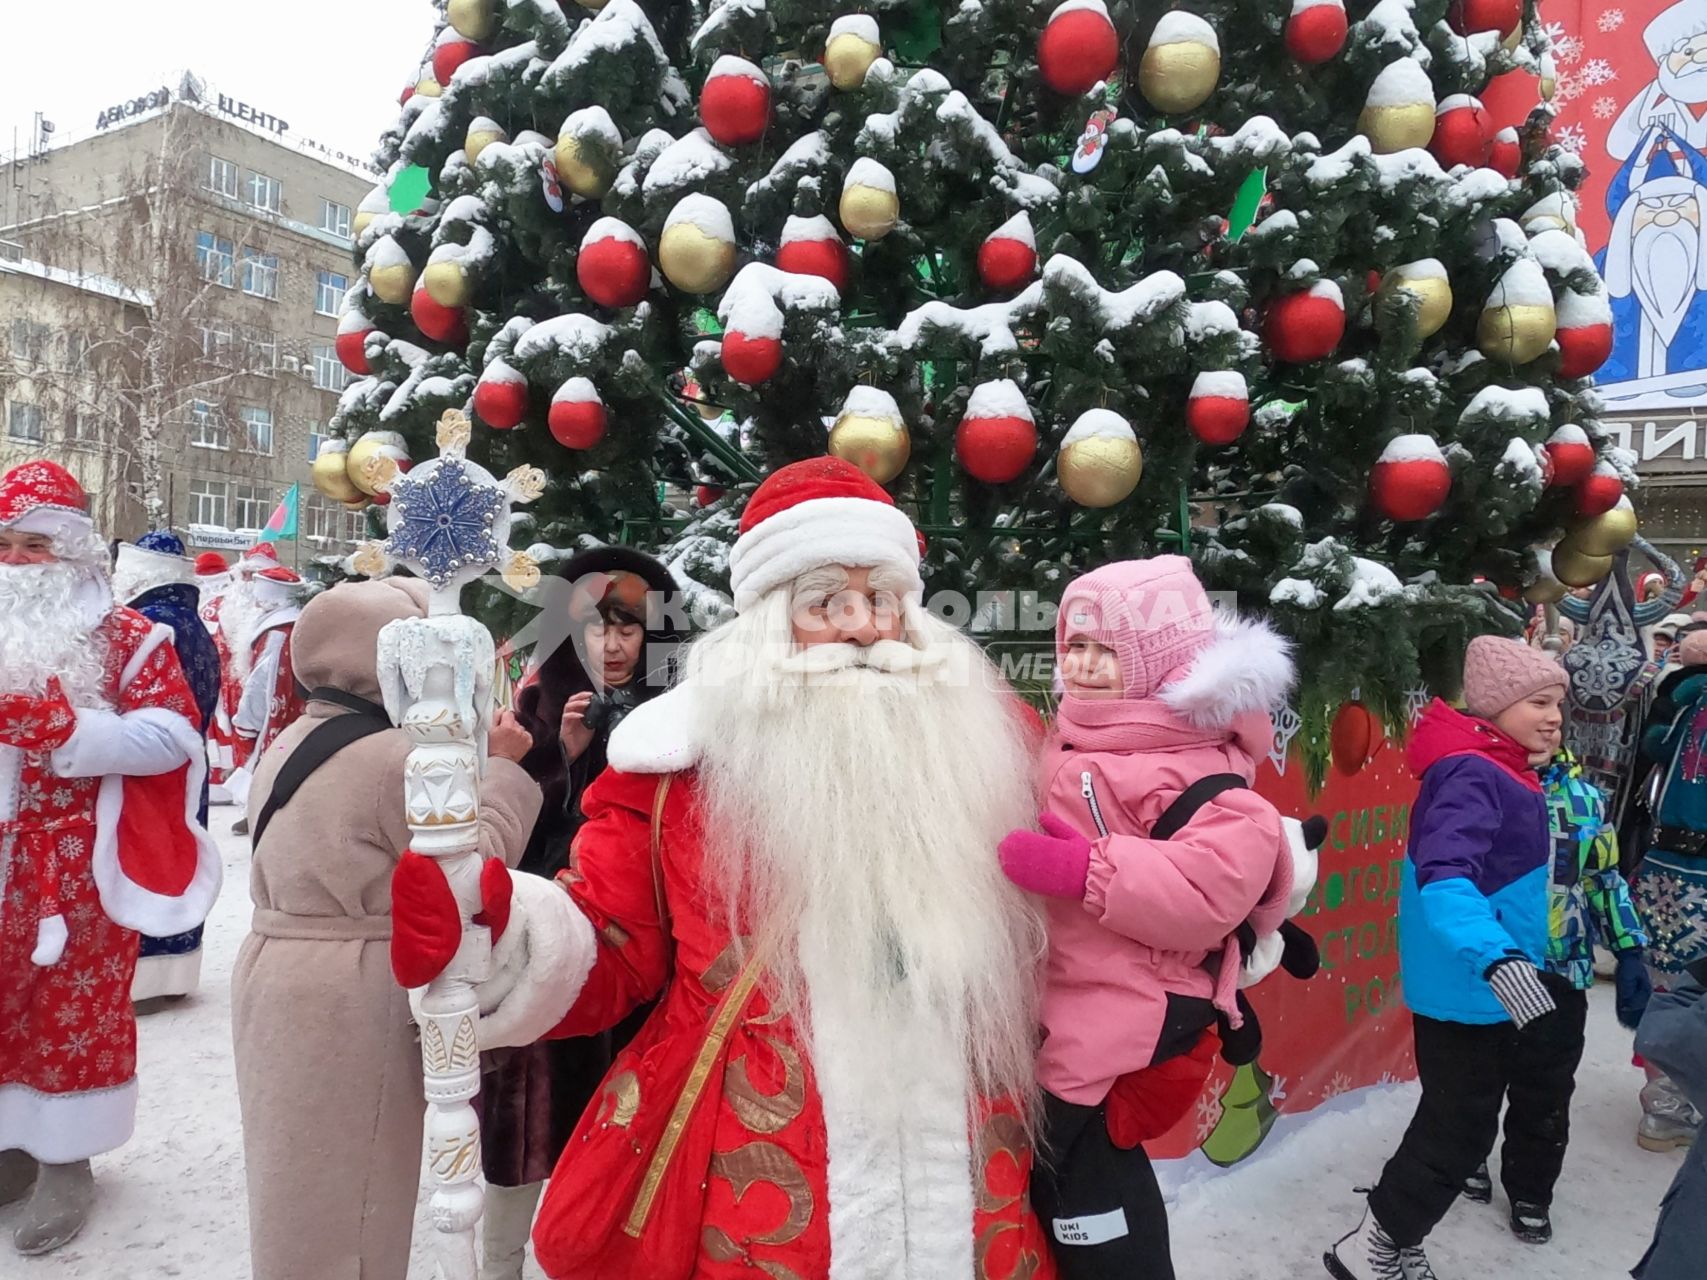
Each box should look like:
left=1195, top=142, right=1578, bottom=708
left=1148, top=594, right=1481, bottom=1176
left=475, top=874, right=598, bottom=1050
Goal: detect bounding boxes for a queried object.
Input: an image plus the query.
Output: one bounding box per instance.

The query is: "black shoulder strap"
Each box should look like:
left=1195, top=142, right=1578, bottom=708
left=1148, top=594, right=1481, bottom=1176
left=1151, top=773, right=1250, bottom=841
left=251, top=689, right=392, bottom=849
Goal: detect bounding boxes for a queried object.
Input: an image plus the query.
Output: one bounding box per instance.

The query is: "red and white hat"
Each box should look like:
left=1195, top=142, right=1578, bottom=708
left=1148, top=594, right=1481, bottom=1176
left=0, top=460, right=92, bottom=542
left=727, top=457, right=923, bottom=612
left=240, top=540, right=283, bottom=573
left=195, top=551, right=232, bottom=577
left=253, top=564, right=305, bottom=606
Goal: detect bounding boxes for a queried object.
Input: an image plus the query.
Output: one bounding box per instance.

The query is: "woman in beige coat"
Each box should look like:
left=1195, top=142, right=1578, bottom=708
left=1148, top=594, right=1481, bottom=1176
left=231, top=578, right=541, bottom=1280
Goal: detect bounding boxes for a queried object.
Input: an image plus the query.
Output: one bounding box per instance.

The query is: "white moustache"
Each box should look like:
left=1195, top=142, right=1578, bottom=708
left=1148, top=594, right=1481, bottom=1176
left=773, top=638, right=947, bottom=679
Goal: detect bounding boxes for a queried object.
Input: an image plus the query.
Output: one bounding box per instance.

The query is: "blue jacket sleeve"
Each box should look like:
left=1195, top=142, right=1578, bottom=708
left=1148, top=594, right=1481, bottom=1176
left=1635, top=980, right=1707, bottom=1111
left=1412, top=759, right=1523, bottom=983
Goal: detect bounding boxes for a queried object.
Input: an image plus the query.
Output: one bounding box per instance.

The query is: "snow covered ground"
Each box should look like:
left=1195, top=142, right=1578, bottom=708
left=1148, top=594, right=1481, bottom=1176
left=11, top=810, right=1682, bottom=1278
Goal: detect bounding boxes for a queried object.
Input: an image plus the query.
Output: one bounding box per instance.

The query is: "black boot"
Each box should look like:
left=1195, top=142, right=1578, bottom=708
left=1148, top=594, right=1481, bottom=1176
left=1510, top=1201, right=1552, bottom=1245
left=1461, top=1162, right=1492, bottom=1205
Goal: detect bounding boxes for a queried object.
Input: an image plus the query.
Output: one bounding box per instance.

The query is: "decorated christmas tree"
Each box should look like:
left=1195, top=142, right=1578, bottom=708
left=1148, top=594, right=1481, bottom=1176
left=321, top=0, right=1633, bottom=738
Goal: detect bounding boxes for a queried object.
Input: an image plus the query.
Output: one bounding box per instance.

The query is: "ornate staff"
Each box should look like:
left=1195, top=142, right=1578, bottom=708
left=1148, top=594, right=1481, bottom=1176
left=353, top=410, right=544, bottom=1280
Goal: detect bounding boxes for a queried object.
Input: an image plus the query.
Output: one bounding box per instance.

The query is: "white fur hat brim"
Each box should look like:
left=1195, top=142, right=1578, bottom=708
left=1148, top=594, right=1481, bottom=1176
left=727, top=495, right=923, bottom=613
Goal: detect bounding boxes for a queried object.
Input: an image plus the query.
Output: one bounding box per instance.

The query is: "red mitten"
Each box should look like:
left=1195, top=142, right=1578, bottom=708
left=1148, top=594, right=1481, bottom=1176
left=472, top=857, right=513, bottom=944
left=0, top=677, right=76, bottom=751
left=390, top=851, right=462, bottom=988
left=1104, top=1028, right=1221, bottom=1150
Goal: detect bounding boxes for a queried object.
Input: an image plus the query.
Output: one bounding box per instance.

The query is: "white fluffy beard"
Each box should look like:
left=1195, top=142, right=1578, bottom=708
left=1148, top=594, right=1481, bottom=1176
left=0, top=560, right=113, bottom=706
left=694, top=589, right=1046, bottom=1111
left=1659, top=60, right=1707, bottom=106
left=219, top=580, right=266, bottom=682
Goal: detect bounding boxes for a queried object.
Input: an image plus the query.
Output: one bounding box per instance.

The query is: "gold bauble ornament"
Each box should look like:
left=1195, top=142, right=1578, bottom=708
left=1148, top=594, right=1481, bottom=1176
left=554, top=132, right=615, bottom=199
left=1551, top=542, right=1614, bottom=588
left=829, top=412, right=911, bottom=484
left=1358, top=102, right=1436, bottom=153
left=422, top=259, right=473, bottom=308
left=1138, top=41, right=1221, bottom=114
left=312, top=440, right=362, bottom=504
left=1477, top=303, right=1556, bottom=365
left=840, top=182, right=898, bottom=241
left=353, top=210, right=377, bottom=239
left=824, top=31, right=882, bottom=90
left=1570, top=501, right=1639, bottom=557
left=658, top=222, right=736, bottom=294
left=447, top=0, right=497, bottom=41
left=414, top=77, right=443, bottom=99
left=1523, top=575, right=1569, bottom=605
left=1501, top=22, right=1523, bottom=53
left=347, top=432, right=408, bottom=498
left=368, top=259, right=418, bottom=306
left=1381, top=263, right=1453, bottom=340
left=465, top=119, right=507, bottom=166
left=1057, top=412, right=1144, bottom=508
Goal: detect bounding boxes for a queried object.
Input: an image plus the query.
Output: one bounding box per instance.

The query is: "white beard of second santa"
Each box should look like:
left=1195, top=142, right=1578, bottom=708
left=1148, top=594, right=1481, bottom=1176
left=219, top=581, right=268, bottom=683
left=0, top=560, right=112, bottom=706
left=695, top=592, right=1045, bottom=1278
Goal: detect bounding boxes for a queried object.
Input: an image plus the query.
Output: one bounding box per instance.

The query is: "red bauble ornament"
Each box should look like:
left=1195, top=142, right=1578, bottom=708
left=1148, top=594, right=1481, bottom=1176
left=776, top=214, right=849, bottom=292
left=1574, top=463, right=1624, bottom=517
left=432, top=37, right=480, bottom=86
left=1488, top=127, right=1521, bottom=178
left=410, top=286, right=467, bottom=345
left=695, top=484, right=724, bottom=508
left=977, top=212, right=1038, bottom=292
left=1555, top=288, right=1614, bottom=379
left=721, top=329, right=783, bottom=385
left=1430, top=95, right=1493, bottom=169
left=1372, top=434, right=1451, bottom=521
left=399, top=84, right=416, bottom=106
left=1284, top=0, right=1347, bottom=65
left=1263, top=281, right=1345, bottom=362
left=576, top=218, right=650, bottom=309
left=955, top=380, right=1038, bottom=484
left=335, top=325, right=374, bottom=376
left=1545, top=425, right=1595, bottom=487
left=473, top=361, right=528, bottom=430
left=1331, top=700, right=1383, bottom=776
left=1186, top=371, right=1250, bottom=446
left=548, top=377, right=607, bottom=449
left=1038, top=0, right=1120, bottom=95
left=700, top=56, right=771, bottom=146
left=1448, top=0, right=1521, bottom=37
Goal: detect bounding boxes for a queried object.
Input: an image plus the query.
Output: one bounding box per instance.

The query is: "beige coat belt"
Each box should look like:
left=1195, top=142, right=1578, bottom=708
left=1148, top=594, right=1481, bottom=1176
left=251, top=909, right=392, bottom=941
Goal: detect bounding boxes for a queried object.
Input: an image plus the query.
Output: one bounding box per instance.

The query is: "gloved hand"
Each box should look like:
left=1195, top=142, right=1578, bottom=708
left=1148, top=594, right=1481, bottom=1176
left=390, top=852, right=513, bottom=988
left=1217, top=991, right=1264, bottom=1066
left=998, top=813, right=1093, bottom=899
left=1279, top=919, right=1321, bottom=979
left=1486, top=958, right=1558, bottom=1032
left=1615, top=949, right=1653, bottom=1030
left=1105, top=1027, right=1221, bottom=1149
left=0, top=677, right=75, bottom=751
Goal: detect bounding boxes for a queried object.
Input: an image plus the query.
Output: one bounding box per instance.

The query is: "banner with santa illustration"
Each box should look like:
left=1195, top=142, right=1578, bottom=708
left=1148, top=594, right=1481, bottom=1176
left=1487, top=1, right=1707, bottom=412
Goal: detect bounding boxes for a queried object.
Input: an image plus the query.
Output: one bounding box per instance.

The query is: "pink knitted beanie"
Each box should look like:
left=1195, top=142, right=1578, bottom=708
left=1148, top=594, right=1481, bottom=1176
left=1461, top=635, right=1567, bottom=719
left=1057, top=556, right=1216, bottom=700
left=1679, top=628, right=1707, bottom=667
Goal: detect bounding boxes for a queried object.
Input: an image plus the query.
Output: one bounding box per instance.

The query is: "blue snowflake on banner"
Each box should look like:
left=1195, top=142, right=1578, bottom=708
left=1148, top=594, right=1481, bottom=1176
left=384, top=457, right=504, bottom=588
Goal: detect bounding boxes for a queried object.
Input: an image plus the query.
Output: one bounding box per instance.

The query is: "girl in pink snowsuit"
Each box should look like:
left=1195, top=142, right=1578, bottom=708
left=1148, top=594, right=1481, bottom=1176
left=1000, top=556, right=1301, bottom=1280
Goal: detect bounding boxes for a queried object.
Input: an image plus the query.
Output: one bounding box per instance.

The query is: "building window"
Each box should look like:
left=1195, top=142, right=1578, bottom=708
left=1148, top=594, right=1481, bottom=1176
left=233, top=484, right=268, bottom=531
left=345, top=508, right=369, bottom=542
left=61, top=329, right=91, bottom=370
left=320, top=199, right=352, bottom=238
left=246, top=171, right=282, bottom=213
left=241, top=325, right=278, bottom=375
left=6, top=402, right=44, bottom=442
left=67, top=412, right=100, bottom=450
left=195, top=316, right=235, bottom=364
left=240, top=405, right=274, bottom=455
left=241, top=248, right=280, bottom=300
left=310, top=344, right=346, bottom=392
left=196, top=231, right=234, bottom=287
left=303, top=493, right=338, bottom=541
left=314, top=270, right=347, bottom=317
left=8, top=319, right=50, bottom=367
left=206, top=156, right=239, bottom=198
left=189, top=399, right=228, bottom=449
left=189, top=478, right=228, bottom=527
left=308, top=425, right=328, bottom=461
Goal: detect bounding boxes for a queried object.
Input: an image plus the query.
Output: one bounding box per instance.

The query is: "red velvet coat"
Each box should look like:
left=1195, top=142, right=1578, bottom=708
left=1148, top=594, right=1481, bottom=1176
left=534, top=766, right=1055, bottom=1280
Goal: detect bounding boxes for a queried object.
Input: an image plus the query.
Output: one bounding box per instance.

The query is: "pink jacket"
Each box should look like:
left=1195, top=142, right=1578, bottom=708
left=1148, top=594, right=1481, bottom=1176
left=1035, top=683, right=1295, bottom=1106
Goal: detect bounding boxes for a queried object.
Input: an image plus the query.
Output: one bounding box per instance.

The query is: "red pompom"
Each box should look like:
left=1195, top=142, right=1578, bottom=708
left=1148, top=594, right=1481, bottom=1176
left=1430, top=96, right=1493, bottom=169
left=1575, top=464, right=1624, bottom=517
left=473, top=365, right=529, bottom=430
left=1263, top=283, right=1345, bottom=363
left=700, top=57, right=771, bottom=146
left=390, top=851, right=462, bottom=989
left=722, top=330, right=784, bottom=385
left=1284, top=1, right=1348, bottom=65
left=335, top=327, right=373, bottom=376
left=1038, top=3, right=1120, bottom=95
left=411, top=286, right=468, bottom=346
left=576, top=220, right=651, bottom=309
left=432, top=37, right=480, bottom=86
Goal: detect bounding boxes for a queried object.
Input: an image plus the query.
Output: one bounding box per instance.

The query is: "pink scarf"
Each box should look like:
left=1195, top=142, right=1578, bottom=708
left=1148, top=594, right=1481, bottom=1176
left=1053, top=692, right=1274, bottom=761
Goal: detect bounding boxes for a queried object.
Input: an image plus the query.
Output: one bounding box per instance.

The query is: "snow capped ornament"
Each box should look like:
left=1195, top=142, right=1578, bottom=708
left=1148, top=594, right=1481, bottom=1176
left=1430, top=96, right=1492, bottom=169
left=1358, top=58, right=1435, bottom=154
left=1139, top=12, right=1221, bottom=114
left=1545, top=425, right=1595, bottom=487
left=422, top=247, right=473, bottom=309
left=555, top=106, right=621, bottom=199
left=956, top=380, right=1038, bottom=484
left=576, top=217, right=651, bottom=308
left=1523, top=548, right=1569, bottom=604
left=660, top=194, right=737, bottom=294
left=1285, top=0, right=1347, bottom=65
left=701, top=56, right=771, bottom=146
left=347, top=431, right=411, bottom=498
left=1488, top=127, right=1521, bottom=178
left=977, top=213, right=1038, bottom=292
left=548, top=378, right=608, bottom=449
left=1522, top=191, right=1579, bottom=237
left=366, top=236, right=417, bottom=305
left=335, top=312, right=375, bottom=376
left=353, top=186, right=389, bottom=240
left=465, top=116, right=508, bottom=166
left=1551, top=541, right=1613, bottom=588
left=1572, top=496, right=1638, bottom=556
left=1539, top=50, right=1557, bottom=101
left=824, top=14, right=882, bottom=90
left=840, top=158, right=899, bottom=240
left=1186, top=371, right=1250, bottom=446
left=312, top=438, right=363, bottom=504
left=776, top=215, right=849, bottom=292
left=432, top=30, right=481, bottom=86
left=1379, top=259, right=1452, bottom=340
left=1477, top=259, right=1556, bottom=365
left=1058, top=409, right=1142, bottom=507
left=695, top=484, right=724, bottom=508
left=411, top=285, right=467, bottom=345
left=1554, top=287, right=1613, bottom=379
left=1371, top=434, right=1451, bottom=521
left=1263, top=281, right=1345, bottom=362
left=413, top=76, right=443, bottom=100
left=473, top=360, right=529, bottom=430
left=1447, top=0, right=1521, bottom=37
left=829, top=387, right=911, bottom=484
left=447, top=0, right=498, bottom=41
left=1039, top=0, right=1120, bottom=96
left=1574, top=462, right=1625, bottom=518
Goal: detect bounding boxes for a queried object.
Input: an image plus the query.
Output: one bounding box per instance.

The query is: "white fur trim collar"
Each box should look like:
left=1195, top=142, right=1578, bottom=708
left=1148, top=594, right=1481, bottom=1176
left=605, top=680, right=704, bottom=774
left=1159, top=612, right=1295, bottom=729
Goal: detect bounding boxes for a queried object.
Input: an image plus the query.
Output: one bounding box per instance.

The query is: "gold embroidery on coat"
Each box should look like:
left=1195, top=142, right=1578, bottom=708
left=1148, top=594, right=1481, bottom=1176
left=723, top=1036, right=805, bottom=1135
left=975, top=1112, right=1028, bottom=1214
left=709, top=1142, right=814, bottom=1246
left=602, top=1070, right=640, bottom=1128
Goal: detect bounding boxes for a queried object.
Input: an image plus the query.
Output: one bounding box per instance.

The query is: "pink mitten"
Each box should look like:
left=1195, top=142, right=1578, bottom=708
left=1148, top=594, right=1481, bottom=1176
left=998, top=813, right=1094, bottom=899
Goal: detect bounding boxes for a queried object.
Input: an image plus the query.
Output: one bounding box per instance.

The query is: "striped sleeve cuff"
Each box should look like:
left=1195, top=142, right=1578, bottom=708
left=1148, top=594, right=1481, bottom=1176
left=1486, top=959, right=1557, bottom=1030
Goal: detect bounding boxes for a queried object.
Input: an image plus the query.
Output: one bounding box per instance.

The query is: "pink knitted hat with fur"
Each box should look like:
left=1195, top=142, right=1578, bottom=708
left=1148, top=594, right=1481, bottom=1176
left=1057, top=556, right=1216, bottom=699
left=1461, top=635, right=1567, bottom=718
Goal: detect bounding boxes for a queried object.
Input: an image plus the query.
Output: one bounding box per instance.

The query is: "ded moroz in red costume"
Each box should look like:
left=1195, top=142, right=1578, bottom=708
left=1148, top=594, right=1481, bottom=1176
left=230, top=566, right=306, bottom=795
